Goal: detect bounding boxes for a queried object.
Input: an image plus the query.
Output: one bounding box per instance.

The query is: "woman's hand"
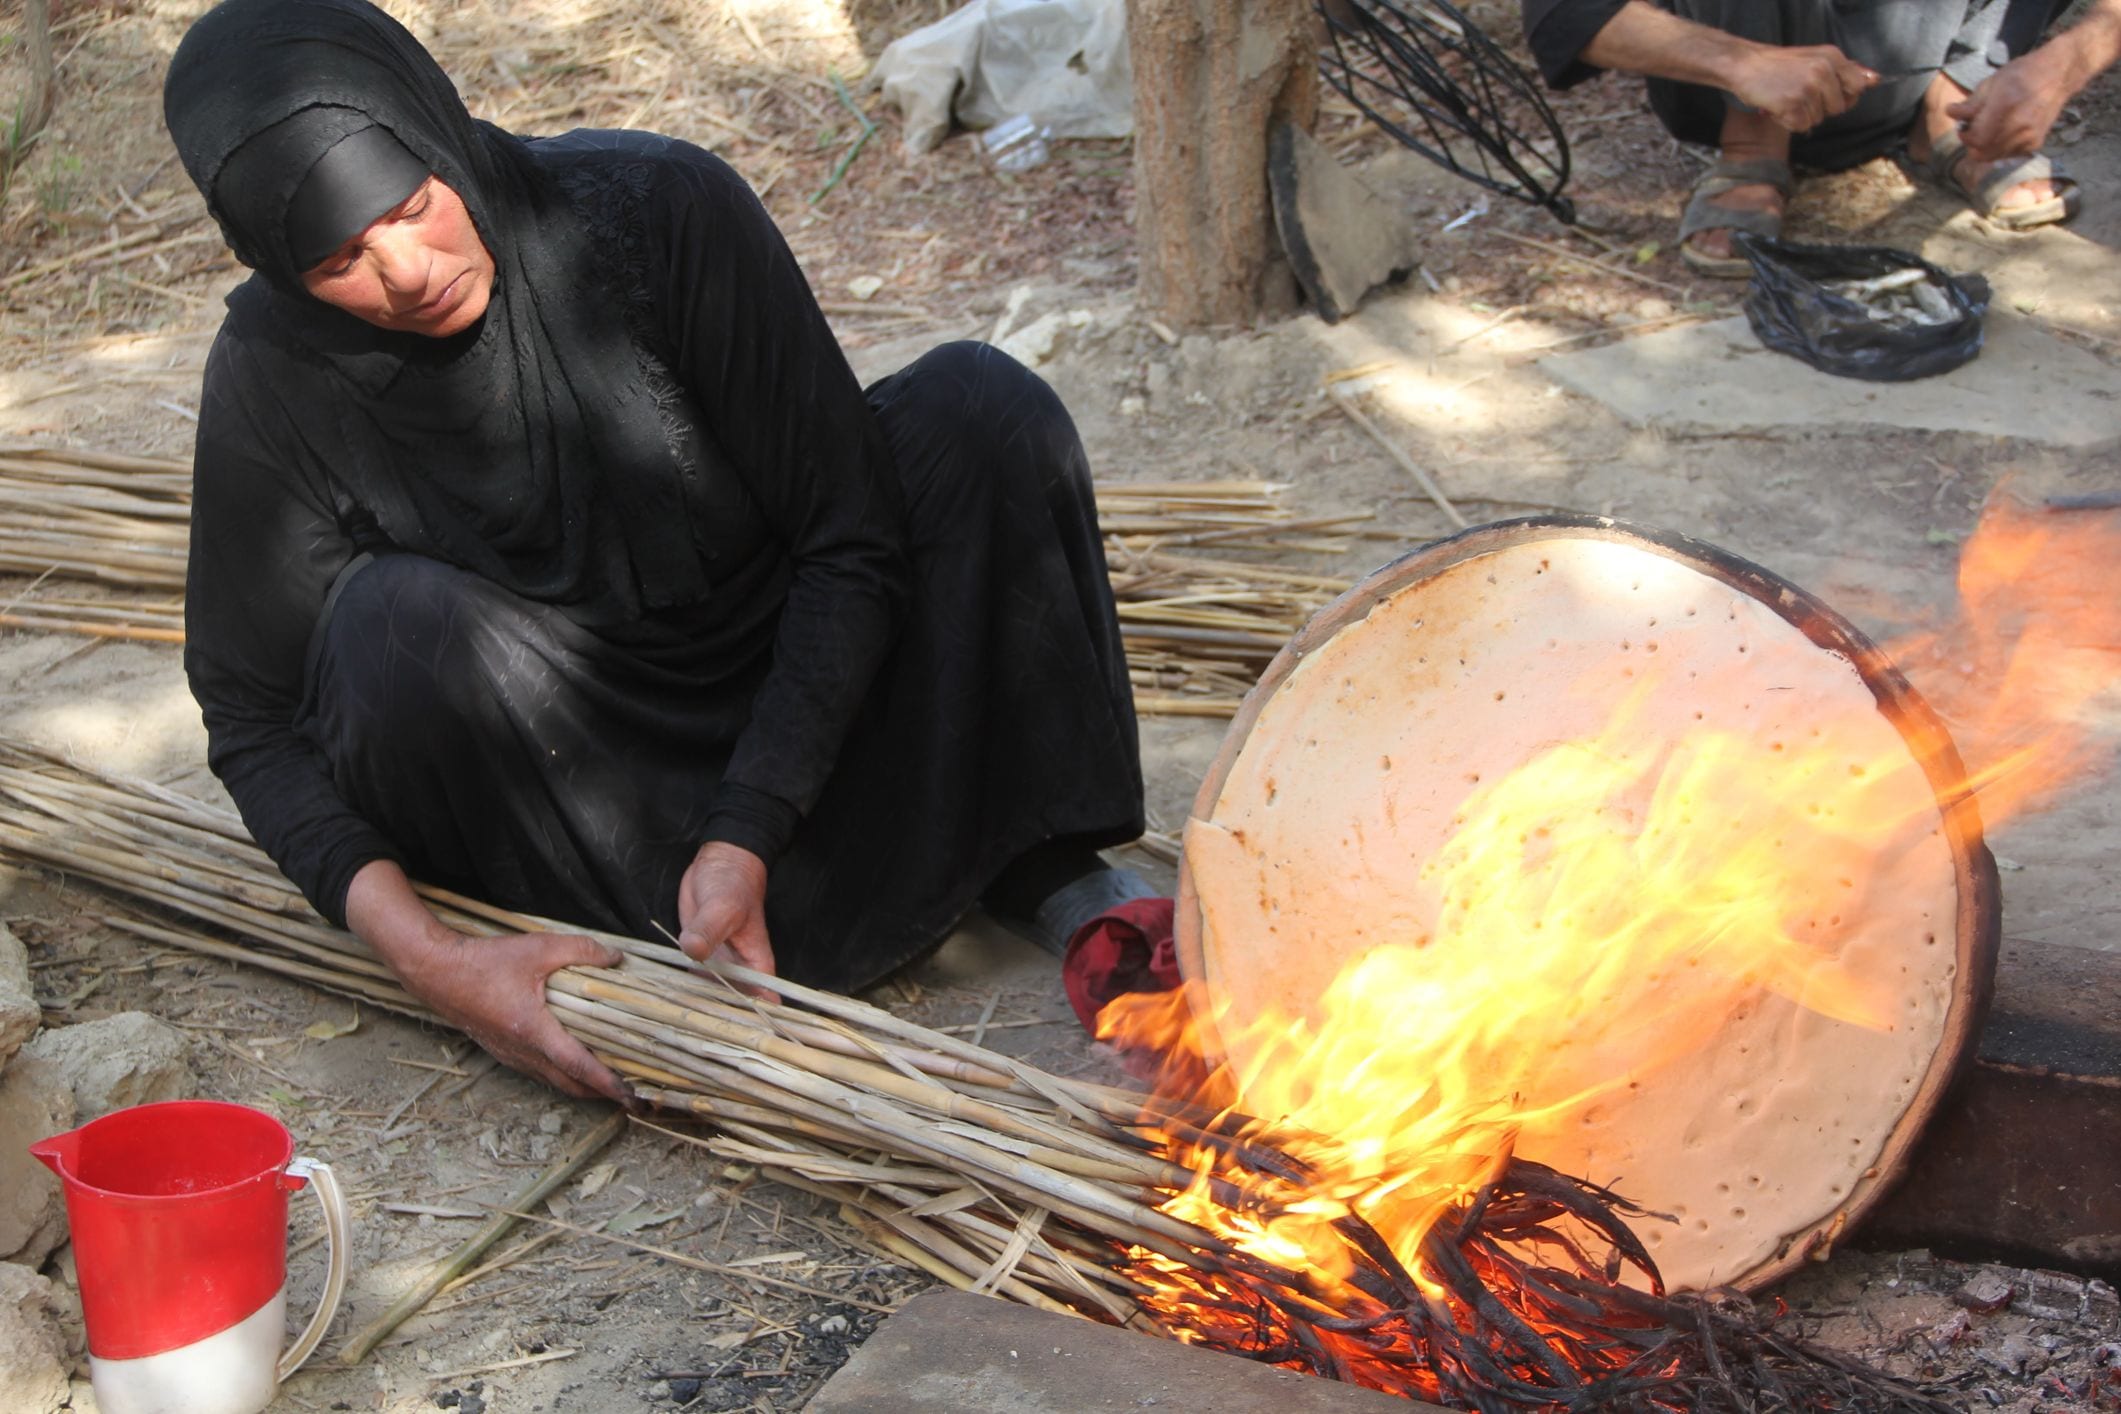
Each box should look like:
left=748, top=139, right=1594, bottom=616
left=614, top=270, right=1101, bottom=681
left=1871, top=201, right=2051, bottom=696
left=677, top=841, right=779, bottom=998
left=345, top=859, right=630, bottom=1103
left=398, top=929, right=632, bottom=1103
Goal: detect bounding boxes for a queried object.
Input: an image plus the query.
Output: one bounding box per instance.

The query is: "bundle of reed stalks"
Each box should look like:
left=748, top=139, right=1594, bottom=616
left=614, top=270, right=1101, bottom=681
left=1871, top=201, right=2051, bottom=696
left=0, top=741, right=1967, bottom=1412
left=1095, top=480, right=1370, bottom=554
left=0, top=445, right=1359, bottom=712
left=0, top=739, right=1186, bottom=1325
left=1108, top=543, right=1353, bottom=716
left=1098, top=481, right=1361, bottom=714
left=0, top=594, right=184, bottom=644
left=0, top=446, right=190, bottom=610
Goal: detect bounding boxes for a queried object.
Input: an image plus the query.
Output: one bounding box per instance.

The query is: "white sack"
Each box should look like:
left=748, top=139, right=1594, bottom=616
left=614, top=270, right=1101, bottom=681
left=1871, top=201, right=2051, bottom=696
left=871, top=0, right=1133, bottom=155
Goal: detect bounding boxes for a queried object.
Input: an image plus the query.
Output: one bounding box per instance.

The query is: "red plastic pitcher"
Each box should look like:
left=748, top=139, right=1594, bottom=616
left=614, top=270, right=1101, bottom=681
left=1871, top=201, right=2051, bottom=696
left=29, top=1100, right=348, bottom=1414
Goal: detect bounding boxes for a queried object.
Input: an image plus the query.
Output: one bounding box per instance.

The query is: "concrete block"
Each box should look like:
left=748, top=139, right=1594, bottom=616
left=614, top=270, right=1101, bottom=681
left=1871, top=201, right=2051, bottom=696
left=0, top=1262, right=80, bottom=1414
left=0, top=1056, right=74, bottom=1269
left=808, top=1288, right=1440, bottom=1413
left=1861, top=939, right=2121, bottom=1282
left=1538, top=313, right=2121, bottom=447
left=0, top=924, right=38, bottom=1065
left=25, top=1011, right=194, bottom=1123
left=1269, top=120, right=1423, bottom=325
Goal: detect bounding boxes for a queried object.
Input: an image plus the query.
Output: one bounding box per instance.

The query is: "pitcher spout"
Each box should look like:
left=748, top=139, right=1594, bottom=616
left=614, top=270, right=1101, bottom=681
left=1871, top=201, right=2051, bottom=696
left=28, top=1128, right=81, bottom=1178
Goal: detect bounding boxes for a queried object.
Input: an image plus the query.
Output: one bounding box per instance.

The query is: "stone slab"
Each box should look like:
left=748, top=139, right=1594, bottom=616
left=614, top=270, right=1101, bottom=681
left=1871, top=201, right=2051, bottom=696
left=1861, top=939, right=2121, bottom=1281
left=1539, top=313, right=2121, bottom=447
left=1269, top=120, right=1423, bottom=325
left=0, top=1055, right=73, bottom=1269
left=24, top=1010, right=194, bottom=1122
left=807, top=1289, right=1440, bottom=1414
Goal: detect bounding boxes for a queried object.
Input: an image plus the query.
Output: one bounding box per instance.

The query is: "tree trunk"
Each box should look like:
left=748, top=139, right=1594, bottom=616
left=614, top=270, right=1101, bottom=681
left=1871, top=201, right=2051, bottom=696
left=3, top=0, right=57, bottom=196
left=1127, top=0, right=1317, bottom=329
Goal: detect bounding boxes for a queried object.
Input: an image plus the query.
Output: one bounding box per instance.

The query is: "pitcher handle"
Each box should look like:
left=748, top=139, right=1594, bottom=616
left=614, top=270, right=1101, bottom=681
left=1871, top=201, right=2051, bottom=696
left=278, top=1158, right=350, bottom=1382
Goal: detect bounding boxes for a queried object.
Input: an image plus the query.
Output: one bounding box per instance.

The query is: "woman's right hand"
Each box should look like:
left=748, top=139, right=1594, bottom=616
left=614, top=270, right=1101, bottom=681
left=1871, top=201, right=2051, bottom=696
left=393, top=929, right=633, bottom=1104
left=676, top=840, right=780, bottom=1001
left=344, top=858, right=631, bottom=1104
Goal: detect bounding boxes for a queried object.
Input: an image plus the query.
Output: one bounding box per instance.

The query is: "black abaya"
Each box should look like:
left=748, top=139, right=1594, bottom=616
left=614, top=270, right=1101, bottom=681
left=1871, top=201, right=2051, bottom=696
left=166, top=0, right=1144, bottom=990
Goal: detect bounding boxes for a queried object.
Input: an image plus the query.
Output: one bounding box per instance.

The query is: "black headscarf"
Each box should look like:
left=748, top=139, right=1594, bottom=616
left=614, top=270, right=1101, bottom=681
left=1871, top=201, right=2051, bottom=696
left=280, top=121, right=432, bottom=270
left=164, top=0, right=709, bottom=612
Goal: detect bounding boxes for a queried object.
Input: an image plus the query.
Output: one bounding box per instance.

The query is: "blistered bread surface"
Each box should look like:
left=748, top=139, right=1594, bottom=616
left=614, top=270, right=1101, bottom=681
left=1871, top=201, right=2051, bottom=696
left=1189, top=537, right=1959, bottom=1291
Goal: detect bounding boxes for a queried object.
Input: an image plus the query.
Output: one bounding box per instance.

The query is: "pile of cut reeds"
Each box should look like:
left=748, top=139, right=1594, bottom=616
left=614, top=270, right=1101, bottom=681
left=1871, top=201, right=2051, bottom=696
left=0, top=445, right=190, bottom=642
left=1098, top=479, right=1359, bottom=715
left=0, top=741, right=1187, bottom=1324
left=0, top=446, right=1357, bottom=713
left=0, top=445, right=189, bottom=588
left=0, top=742, right=1969, bottom=1412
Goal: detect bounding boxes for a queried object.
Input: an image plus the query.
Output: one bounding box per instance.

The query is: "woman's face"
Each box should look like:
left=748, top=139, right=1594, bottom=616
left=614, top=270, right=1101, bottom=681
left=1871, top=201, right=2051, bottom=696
left=299, top=175, right=495, bottom=337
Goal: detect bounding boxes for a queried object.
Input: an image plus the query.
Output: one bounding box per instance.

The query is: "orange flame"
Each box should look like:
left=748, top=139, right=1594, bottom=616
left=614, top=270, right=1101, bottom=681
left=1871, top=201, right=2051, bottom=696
left=1104, top=494, right=2120, bottom=1373
left=1891, top=493, right=2121, bottom=821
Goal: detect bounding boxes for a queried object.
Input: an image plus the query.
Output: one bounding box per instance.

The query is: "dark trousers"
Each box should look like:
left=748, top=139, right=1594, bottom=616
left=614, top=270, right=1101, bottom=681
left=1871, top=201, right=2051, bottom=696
left=1654, top=0, right=2071, bottom=169
left=300, top=342, right=1145, bottom=990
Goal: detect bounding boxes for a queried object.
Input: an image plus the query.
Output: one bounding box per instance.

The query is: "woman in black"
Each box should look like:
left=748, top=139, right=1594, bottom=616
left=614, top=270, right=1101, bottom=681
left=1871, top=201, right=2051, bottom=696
left=163, top=0, right=1147, bottom=1101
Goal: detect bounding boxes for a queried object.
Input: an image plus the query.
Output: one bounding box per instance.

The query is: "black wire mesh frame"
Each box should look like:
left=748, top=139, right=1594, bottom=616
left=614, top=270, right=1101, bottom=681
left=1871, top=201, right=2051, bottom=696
left=1318, top=0, right=1577, bottom=224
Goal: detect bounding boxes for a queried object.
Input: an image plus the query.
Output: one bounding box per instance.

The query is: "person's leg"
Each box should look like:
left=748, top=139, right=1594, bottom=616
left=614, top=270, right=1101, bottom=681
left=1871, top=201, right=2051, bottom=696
left=1649, top=0, right=1981, bottom=265
left=855, top=342, right=1153, bottom=962
left=1646, top=0, right=1842, bottom=148
left=1676, top=106, right=1793, bottom=269
left=1644, top=0, right=1830, bottom=270
left=1905, top=0, right=2076, bottom=221
left=302, top=553, right=728, bottom=938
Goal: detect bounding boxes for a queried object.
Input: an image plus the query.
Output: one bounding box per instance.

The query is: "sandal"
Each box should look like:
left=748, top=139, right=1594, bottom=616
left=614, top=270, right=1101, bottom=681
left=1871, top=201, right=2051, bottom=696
left=1908, top=126, right=2080, bottom=231
left=1678, top=156, right=1795, bottom=278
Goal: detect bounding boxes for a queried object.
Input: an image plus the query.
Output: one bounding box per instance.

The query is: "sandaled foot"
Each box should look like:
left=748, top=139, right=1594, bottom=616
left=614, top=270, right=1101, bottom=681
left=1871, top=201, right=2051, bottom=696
left=1678, top=156, right=1794, bottom=278
left=1908, top=78, right=2080, bottom=229
left=1907, top=124, right=2079, bottom=229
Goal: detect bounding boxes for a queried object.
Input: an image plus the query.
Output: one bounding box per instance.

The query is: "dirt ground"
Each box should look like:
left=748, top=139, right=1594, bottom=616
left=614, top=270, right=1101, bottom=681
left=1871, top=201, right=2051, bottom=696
left=1, top=0, right=2118, bottom=1410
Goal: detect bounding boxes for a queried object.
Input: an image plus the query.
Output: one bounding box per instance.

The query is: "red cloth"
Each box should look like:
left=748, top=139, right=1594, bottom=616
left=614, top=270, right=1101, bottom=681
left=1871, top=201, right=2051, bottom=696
left=1061, top=896, right=1179, bottom=1036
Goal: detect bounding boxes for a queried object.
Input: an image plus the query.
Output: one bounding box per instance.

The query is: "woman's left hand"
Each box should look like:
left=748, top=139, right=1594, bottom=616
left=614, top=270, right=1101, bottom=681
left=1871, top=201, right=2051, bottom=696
left=677, top=841, right=779, bottom=999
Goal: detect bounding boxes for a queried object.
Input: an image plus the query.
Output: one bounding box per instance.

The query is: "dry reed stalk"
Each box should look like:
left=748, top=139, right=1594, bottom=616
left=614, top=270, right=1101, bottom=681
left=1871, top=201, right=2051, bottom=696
left=336, top=1110, right=628, bottom=1365
left=0, top=743, right=1253, bottom=1326
left=0, top=441, right=1360, bottom=714
left=1329, top=386, right=1468, bottom=530
left=0, top=211, right=213, bottom=292
left=0, top=451, right=194, bottom=602
left=0, top=614, right=183, bottom=644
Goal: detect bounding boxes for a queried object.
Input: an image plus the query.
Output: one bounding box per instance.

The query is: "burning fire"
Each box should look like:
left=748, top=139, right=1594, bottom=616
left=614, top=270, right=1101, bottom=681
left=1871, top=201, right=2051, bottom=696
left=1888, top=495, right=2121, bottom=822
left=1100, top=496, right=2120, bottom=1403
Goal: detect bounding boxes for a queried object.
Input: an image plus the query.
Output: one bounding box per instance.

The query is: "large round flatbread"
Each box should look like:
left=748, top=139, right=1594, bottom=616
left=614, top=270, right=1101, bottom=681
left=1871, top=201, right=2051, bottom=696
left=1179, top=518, right=1997, bottom=1294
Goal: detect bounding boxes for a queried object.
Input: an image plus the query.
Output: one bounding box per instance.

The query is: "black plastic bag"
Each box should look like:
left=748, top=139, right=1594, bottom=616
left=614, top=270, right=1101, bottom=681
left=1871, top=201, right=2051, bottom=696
left=1733, top=231, right=1990, bottom=382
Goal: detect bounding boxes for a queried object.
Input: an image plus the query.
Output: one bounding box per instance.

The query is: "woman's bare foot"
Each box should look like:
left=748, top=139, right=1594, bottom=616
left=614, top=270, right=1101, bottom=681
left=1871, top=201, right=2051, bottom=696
left=1909, top=73, right=2059, bottom=212
left=1687, top=108, right=1792, bottom=264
